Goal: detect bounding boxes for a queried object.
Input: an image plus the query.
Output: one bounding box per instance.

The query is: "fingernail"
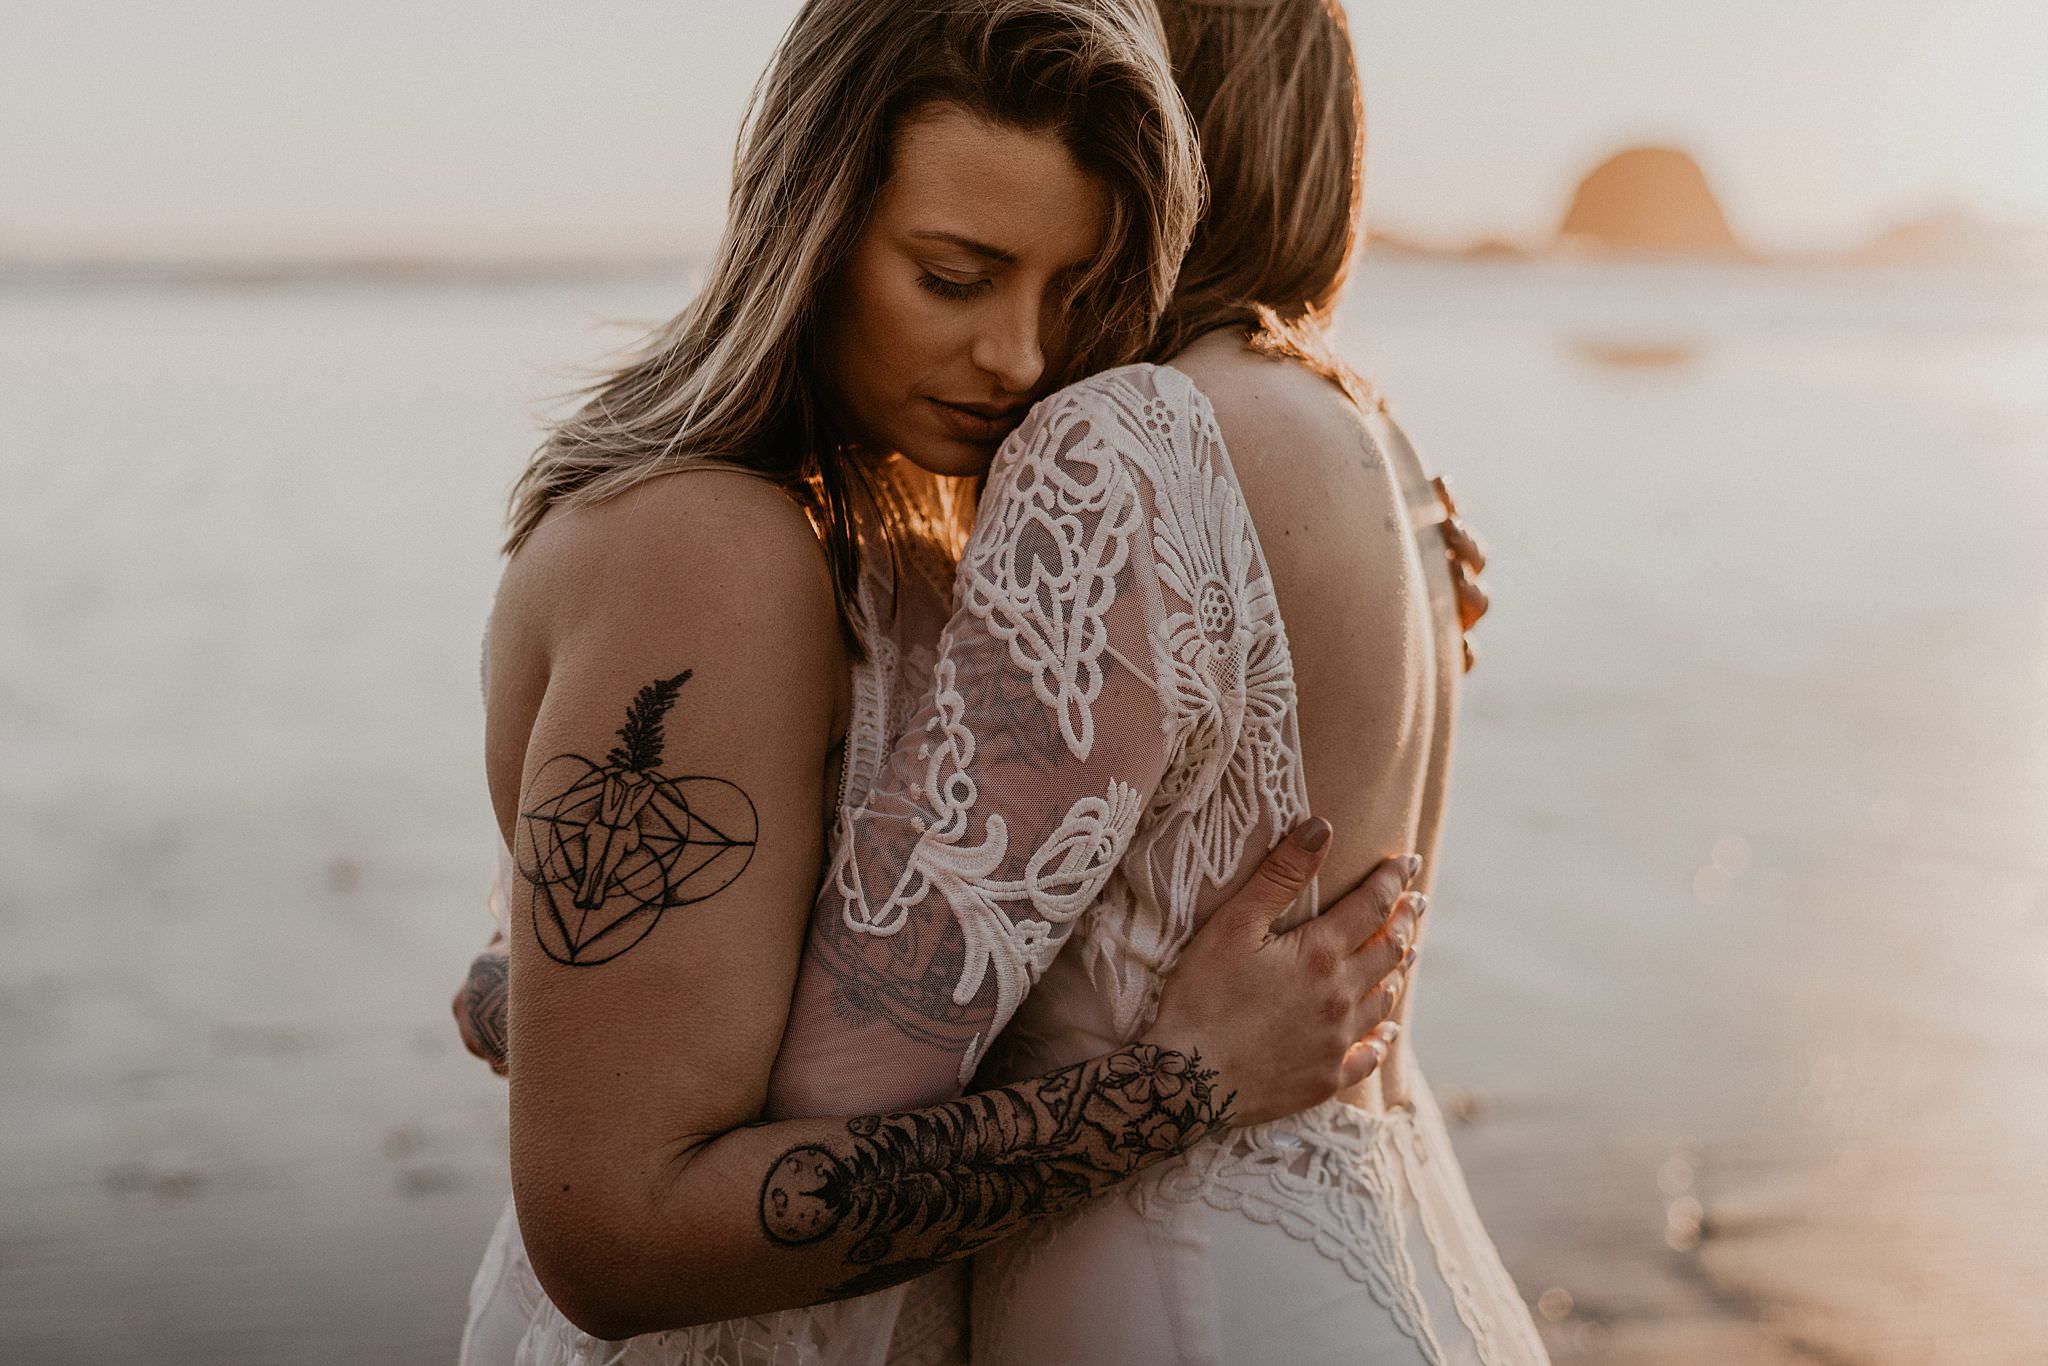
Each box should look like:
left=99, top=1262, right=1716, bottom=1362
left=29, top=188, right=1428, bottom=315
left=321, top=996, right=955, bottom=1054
left=1403, top=855, right=1423, bottom=881
left=1409, top=893, right=1429, bottom=918
left=1378, top=1021, right=1402, bottom=1042
left=1399, top=945, right=1418, bottom=972
left=1294, top=818, right=1333, bottom=852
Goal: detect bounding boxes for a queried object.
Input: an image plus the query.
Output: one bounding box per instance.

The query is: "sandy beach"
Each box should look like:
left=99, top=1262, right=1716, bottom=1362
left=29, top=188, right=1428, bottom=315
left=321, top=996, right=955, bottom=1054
left=3, top=255, right=2044, bottom=1363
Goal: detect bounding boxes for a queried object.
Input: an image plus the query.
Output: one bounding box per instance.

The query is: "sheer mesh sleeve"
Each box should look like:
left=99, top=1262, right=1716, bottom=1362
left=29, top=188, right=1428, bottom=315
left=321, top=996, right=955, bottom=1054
left=765, top=368, right=1191, bottom=1118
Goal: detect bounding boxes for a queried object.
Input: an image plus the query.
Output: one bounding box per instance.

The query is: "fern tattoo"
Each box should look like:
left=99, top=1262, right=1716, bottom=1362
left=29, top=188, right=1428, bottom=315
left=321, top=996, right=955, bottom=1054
left=607, top=671, right=692, bottom=772
left=517, top=671, right=758, bottom=965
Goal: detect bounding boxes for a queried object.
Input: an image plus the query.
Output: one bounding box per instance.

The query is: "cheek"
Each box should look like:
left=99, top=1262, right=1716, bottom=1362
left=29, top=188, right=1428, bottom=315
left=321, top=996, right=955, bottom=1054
left=827, top=274, right=906, bottom=422
left=844, top=280, right=923, bottom=394
left=872, top=282, right=969, bottom=386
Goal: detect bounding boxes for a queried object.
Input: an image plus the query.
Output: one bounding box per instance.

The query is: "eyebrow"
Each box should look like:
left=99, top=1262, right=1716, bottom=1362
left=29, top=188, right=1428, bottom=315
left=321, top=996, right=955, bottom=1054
left=908, top=230, right=1017, bottom=266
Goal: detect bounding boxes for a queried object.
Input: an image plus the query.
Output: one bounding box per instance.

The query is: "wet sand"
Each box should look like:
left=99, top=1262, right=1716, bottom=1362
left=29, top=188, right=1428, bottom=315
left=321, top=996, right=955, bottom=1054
left=2, top=257, right=2044, bottom=1362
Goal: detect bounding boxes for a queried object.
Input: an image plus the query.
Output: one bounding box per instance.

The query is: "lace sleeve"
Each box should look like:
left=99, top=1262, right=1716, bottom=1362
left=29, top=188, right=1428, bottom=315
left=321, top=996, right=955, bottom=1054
left=765, top=367, right=1190, bottom=1117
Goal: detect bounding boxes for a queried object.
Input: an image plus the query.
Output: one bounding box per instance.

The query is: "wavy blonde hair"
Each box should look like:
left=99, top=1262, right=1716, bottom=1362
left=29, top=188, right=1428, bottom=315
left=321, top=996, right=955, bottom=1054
left=506, top=0, right=1202, bottom=649
left=1151, top=0, right=1369, bottom=400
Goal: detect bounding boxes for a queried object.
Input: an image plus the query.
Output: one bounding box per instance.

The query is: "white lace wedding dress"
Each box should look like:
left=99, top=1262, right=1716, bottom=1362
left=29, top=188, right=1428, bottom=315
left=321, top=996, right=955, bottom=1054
left=462, top=363, right=1549, bottom=1366
left=774, top=363, right=1550, bottom=1364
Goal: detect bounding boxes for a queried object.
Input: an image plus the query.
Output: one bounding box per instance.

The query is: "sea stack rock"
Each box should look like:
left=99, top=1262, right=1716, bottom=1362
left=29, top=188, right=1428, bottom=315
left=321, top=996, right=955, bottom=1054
left=1558, top=147, right=1743, bottom=257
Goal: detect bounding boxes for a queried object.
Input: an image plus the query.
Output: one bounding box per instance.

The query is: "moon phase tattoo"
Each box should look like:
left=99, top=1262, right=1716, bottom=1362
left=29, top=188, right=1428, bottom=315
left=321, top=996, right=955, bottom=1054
left=758, top=1043, right=1232, bottom=1295
left=517, top=671, right=758, bottom=966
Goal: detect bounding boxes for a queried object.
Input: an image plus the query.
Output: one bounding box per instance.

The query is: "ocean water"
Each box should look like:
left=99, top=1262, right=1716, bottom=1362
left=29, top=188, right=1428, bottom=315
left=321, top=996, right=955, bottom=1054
left=2, top=256, right=2044, bottom=1363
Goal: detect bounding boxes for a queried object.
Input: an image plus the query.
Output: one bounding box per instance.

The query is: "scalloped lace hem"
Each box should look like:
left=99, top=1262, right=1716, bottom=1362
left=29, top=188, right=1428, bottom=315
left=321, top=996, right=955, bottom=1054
left=1125, top=1073, right=1547, bottom=1366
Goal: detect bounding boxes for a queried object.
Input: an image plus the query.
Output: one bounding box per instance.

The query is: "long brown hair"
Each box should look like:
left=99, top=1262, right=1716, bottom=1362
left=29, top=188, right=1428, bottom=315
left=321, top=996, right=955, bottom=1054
left=1151, top=0, right=1369, bottom=400
left=504, top=0, right=1201, bottom=651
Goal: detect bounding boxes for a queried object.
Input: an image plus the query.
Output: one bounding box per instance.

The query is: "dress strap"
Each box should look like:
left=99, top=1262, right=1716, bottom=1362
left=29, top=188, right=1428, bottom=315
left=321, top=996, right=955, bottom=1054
left=1406, top=483, right=1449, bottom=534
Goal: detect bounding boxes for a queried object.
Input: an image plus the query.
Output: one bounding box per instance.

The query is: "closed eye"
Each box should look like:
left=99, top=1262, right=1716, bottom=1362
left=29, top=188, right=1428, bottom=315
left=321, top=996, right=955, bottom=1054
left=917, top=271, right=992, bottom=302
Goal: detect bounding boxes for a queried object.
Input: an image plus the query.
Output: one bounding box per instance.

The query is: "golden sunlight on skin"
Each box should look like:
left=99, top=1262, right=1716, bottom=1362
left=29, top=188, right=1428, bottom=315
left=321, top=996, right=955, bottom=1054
left=819, top=104, right=1109, bottom=479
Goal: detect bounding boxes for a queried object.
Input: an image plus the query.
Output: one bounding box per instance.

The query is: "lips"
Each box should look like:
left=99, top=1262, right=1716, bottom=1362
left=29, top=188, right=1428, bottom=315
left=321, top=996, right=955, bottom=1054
left=928, top=397, right=1028, bottom=444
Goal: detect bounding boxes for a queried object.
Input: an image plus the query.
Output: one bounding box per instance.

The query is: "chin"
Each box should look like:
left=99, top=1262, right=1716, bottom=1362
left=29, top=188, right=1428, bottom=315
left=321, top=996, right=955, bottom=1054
left=897, top=434, right=1000, bottom=479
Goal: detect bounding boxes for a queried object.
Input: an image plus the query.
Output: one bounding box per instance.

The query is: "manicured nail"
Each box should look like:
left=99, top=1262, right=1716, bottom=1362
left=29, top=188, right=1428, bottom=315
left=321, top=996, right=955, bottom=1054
left=1294, top=818, right=1333, bottom=852
left=1409, top=893, right=1429, bottom=918
left=1377, top=1021, right=1402, bottom=1043
left=1403, top=855, right=1423, bottom=881
left=1399, top=945, right=1418, bottom=972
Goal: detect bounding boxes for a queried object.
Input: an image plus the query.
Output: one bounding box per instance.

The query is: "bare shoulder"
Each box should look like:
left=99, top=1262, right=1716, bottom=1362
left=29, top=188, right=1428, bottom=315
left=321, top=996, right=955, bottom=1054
left=483, top=468, right=847, bottom=837
left=503, top=467, right=841, bottom=662
left=1170, top=333, right=1370, bottom=476
left=1172, top=340, right=1436, bottom=889
left=1168, top=334, right=1400, bottom=553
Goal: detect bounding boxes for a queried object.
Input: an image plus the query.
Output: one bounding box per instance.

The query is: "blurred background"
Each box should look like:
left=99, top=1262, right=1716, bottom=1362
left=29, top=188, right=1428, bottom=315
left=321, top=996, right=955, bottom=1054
left=4, top=2, right=2045, bottom=1362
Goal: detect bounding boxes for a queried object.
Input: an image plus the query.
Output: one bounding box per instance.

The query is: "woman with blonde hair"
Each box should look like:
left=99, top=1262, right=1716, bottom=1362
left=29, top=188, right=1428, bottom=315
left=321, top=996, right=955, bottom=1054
left=763, top=0, right=1550, bottom=1361
left=457, top=1, right=1428, bottom=1363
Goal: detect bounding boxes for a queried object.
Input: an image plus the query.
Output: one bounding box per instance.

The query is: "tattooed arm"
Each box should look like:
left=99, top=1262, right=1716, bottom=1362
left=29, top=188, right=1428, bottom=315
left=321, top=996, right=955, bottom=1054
left=488, top=471, right=1413, bottom=1340
left=490, top=471, right=855, bottom=1334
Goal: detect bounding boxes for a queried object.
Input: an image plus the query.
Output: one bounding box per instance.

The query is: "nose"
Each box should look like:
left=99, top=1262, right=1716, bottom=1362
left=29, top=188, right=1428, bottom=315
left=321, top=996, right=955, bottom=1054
left=969, top=291, right=1048, bottom=396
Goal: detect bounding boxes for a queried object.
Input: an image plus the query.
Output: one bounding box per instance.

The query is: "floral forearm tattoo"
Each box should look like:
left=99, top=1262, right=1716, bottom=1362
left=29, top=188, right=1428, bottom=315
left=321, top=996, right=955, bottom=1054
left=516, top=672, right=758, bottom=966
left=758, top=1044, right=1232, bottom=1296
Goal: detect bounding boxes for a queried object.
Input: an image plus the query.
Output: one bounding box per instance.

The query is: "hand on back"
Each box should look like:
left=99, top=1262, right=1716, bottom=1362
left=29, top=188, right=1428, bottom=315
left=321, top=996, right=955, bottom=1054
left=1145, top=821, right=1423, bottom=1128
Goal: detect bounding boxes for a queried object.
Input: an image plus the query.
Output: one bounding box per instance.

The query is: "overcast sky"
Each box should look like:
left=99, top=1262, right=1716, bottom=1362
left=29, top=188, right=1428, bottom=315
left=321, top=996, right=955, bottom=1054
left=6, top=0, right=2044, bottom=261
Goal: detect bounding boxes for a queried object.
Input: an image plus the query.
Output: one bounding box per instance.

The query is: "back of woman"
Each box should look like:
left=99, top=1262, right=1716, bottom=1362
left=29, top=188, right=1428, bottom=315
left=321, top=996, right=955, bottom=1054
left=1177, top=333, right=1446, bottom=932
left=961, top=1, right=1548, bottom=1361
left=1174, top=332, right=1465, bottom=1109
left=962, top=351, right=1538, bottom=1366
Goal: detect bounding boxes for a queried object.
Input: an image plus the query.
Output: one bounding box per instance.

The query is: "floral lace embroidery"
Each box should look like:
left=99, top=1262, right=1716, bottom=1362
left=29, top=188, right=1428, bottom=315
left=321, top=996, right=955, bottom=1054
left=959, top=408, right=1146, bottom=762
left=818, top=365, right=1295, bottom=1081
left=829, top=653, right=1147, bottom=1083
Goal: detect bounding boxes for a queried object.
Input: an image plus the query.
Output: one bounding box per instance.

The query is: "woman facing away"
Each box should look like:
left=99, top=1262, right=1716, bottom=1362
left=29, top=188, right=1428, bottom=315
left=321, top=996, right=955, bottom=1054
left=458, top=2, right=1429, bottom=1363
left=760, top=0, right=1547, bottom=1362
